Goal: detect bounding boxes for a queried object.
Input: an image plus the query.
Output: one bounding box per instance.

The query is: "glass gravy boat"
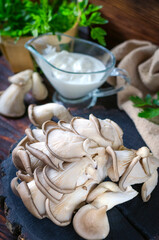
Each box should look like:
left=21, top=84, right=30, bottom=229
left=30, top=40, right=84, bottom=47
left=25, top=33, right=130, bottom=108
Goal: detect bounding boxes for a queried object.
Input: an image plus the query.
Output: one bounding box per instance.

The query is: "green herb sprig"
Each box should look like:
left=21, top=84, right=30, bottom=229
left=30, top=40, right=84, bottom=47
left=0, top=0, right=108, bottom=46
left=78, top=0, right=108, bottom=45
left=130, top=92, right=159, bottom=119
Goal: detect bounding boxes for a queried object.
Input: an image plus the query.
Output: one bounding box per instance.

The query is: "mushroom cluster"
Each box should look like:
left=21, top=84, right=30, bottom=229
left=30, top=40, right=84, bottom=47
left=11, top=113, right=159, bottom=239
left=0, top=70, right=48, bottom=117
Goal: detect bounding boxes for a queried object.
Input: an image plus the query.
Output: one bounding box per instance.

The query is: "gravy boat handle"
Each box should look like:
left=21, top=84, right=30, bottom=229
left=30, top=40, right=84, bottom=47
left=88, top=68, right=130, bottom=108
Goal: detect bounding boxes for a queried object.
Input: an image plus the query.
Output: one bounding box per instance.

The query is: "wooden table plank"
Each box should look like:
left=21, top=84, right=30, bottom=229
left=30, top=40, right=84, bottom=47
left=90, top=0, right=159, bottom=48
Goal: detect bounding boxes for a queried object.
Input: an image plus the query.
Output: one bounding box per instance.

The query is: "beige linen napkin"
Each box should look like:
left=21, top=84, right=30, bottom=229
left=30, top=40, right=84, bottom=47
left=108, top=40, right=159, bottom=158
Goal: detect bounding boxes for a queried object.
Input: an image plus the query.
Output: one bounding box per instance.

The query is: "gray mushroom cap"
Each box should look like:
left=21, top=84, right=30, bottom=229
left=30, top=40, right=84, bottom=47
left=73, top=204, right=109, bottom=240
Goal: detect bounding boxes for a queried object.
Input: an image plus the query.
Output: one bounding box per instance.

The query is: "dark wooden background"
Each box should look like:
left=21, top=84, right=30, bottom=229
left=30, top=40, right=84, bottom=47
left=90, top=0, right=159, bottom=48
left=0, top=0, right=159, bottom=239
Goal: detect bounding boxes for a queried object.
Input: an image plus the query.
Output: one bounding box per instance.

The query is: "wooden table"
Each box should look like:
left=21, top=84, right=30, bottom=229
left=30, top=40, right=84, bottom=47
left=0, top=57, right=30, bottom=240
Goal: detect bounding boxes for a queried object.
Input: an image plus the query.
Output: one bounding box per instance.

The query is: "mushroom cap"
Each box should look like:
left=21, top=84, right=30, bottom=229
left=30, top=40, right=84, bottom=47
left=46, top=127, right=86, bottom=161
left=17, top=181, right=43, bottom=219
left=70, top=115, right=123, bottom=149
left=136, top=147, right=150, bottom=158
left=28, top=103, right=73, bottom=127
left=8, top=69, right=33, bottom=85
left=73, top=204, right=110, bottom=240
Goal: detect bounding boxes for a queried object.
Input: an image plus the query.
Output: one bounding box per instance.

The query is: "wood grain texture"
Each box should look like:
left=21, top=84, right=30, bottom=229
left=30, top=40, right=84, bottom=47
left=0, top=57, right=30, bottom=240
left=90, top=0, right=159, bottom=48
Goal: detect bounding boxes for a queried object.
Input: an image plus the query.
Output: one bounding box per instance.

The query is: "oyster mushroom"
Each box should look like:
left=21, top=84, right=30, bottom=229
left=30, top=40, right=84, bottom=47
left=0, top=70, right=48, bottom=117
left=73, top=204, right=109, bottom=240
left=10, top=114, right=159, bottom=239
left=73, top=182, right=137, bottom=239
left=28, top=103, right=73, bottom=127
left=0, top=70, right=32, bottom=117
left=118, top=147, right=159, bottom=192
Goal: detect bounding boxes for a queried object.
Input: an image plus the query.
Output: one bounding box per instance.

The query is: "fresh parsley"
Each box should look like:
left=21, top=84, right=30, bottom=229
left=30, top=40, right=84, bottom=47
left=0, top=0, right=108, bottom=46
left=130, top=92, right=159, bottom=119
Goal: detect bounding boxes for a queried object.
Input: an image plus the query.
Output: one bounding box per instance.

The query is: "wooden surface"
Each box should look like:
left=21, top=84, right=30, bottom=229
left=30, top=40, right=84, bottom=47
left=0, top=56, right=57, bottom=239
left=0, top=58, right=29, bottom=240
left=90, top=0, right=159, bottom=48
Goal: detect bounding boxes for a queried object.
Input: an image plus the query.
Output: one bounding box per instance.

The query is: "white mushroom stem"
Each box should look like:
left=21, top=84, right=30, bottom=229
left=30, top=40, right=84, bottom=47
left=87, top=182, right=138, bottom=210
left=73, top=204, right=109, bottom=240
left=141, top=170, right=158, bottom=202
left=32, top=72, right=48, bottom=100
left=28, top=103, right=73, bottom=127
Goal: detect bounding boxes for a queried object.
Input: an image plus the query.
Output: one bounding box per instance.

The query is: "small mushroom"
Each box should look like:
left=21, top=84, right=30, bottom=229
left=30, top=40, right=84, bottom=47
left=0, top=70, right=32, bottom=117
left=0, top=70, right=48, bottom=117
left=118, top=147, right=158, bottom=191
left=73, top=204, right=109, bottom=240
left=28, top=103, right=73, bottom=127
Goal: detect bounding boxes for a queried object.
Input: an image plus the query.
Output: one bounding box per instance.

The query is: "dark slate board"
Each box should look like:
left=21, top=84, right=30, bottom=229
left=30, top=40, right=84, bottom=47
left=1, top=108, right=159, bottom=240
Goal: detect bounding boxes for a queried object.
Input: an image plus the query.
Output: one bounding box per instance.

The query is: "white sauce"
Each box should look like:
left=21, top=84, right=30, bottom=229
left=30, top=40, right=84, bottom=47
left=40, top=47, right=107, bottom=99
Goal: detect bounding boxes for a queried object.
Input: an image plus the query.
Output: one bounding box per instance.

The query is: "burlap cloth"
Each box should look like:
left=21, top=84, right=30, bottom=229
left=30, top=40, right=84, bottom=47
left=108, top=39, right=159, bottom=158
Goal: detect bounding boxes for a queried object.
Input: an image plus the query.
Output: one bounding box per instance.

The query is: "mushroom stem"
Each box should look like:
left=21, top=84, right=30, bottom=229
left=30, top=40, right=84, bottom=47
left=141, top=170, right=158, bottom=202
left=28, top=103, right=73, bottom=127
left=31, top=72, right=48, bottom=100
